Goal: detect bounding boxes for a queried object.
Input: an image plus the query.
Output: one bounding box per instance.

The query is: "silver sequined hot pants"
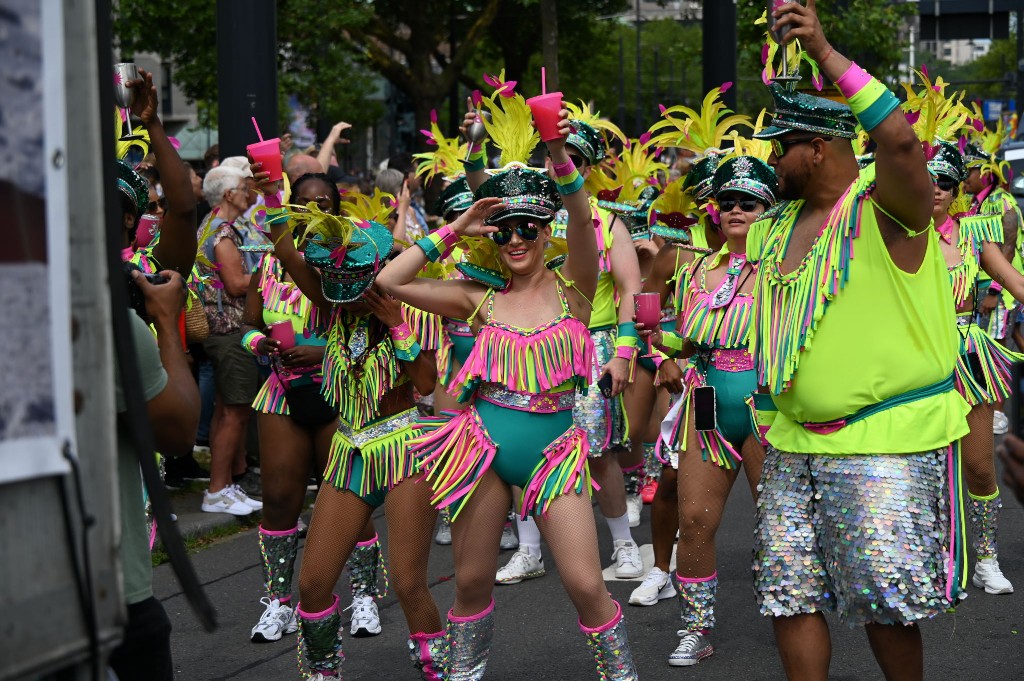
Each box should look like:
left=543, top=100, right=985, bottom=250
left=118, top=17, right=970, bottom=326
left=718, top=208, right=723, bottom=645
left=753, top=447, right=954, bottom=626
left=574, top=327, right=629, bottom=457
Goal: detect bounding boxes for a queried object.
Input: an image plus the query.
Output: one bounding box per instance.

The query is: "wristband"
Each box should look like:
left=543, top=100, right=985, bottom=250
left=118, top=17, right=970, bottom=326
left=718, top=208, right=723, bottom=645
left=747, top=392, right=778, bottom=448
left=616, top=321, right=639, bottom=342
left=615, top=345, right=638, bottom=361
left=552, top=159, right=575, bottom=177
left=263, top=191, right=283, bottom=209
left=242, top=329, right=266, bottom=355
left=463, top=142, right=486, bottom=173
left=835, top=62, right=899, bottom=132
left=988, top=282, right=1003, bottom=294
left=389, top=322, right=422, bottom=361
left=415, top=226, right=459, bottom=262
left=654, top=330, right=685, bottom=357
left=265, top=206, right=290, bottom=227
left=555, top=169, right=584, bottom=196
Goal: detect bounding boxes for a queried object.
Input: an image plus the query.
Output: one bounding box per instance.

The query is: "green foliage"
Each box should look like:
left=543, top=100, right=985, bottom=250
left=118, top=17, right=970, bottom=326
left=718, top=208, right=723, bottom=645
left=930, top=38, right=1017, bottom=102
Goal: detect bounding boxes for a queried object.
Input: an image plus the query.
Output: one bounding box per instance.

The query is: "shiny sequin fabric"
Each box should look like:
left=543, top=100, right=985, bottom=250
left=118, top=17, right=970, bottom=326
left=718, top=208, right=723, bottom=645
left=644, top=441, right=662, bottom=479
left=753, top=448, right=954, bottom=626
left=580, top=605, right=639, bottom=681
left=258, top=527, right=298, bottom=601
left=297, top=597, right=343, bottom=677
left=347, top=538, right=382, bottom=598
left=969, top=492, right=1001, bottom=558
left=407, top=630, right=447, bottom=680
left=446, top=606, right=494, bottom=681
left=677, top=574, right=717, bottom=631
left=576, top=328, right=629, bottom=456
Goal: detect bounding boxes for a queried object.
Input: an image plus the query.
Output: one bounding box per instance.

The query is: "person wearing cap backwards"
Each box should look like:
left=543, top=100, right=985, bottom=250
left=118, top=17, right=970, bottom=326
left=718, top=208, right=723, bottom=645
left=254, top=167, right=446, bottom=679
left=494, top=119, right=646, bottom=586
left=639, top=152, right=774, bottom=666
left=746, top=2, right=971, bottom=679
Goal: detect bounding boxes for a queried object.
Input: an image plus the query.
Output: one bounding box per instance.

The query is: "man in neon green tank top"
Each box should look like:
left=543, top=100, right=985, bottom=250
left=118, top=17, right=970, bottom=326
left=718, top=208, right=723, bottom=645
left=747, top=3, right=971, bottom=679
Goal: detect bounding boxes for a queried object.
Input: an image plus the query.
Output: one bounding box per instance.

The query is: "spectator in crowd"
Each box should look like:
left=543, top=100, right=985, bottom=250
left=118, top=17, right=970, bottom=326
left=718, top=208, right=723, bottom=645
left=373, top=168, right=412, bottom=244
left=387, top=152, right=429, bottom=239
left=286, top=154, right=323, bottom=184
left=204, top=143, right=220, bottom=172
left=197, top=166, right=264, bottom=515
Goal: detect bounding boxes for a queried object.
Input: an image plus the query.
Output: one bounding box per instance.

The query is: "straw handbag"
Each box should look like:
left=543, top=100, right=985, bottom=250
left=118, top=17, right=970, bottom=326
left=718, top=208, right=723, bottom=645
left=184, top=296, right=209, bottom=344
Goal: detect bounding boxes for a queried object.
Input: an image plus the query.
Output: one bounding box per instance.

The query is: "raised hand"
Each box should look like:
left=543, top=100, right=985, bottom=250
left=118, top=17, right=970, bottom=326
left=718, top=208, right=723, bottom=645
left=771, top=0, right=829, bottom=62
left=126, top=68, right=159, bottom=126
left=447, top=197, right=505, bottom=237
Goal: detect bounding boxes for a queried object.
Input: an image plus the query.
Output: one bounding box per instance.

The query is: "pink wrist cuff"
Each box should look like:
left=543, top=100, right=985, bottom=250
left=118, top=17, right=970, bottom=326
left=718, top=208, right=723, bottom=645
left=989, top=282, right=1003, bottom=294
left=615, top=345, right=637, bottom=361
left=835, top=62, right=872, bottom=99
left=552, top=159, right=576, bottom=177
left=389, top=322, right=414, bottom=341
left=651, top=355, right=664, bottom=369
left=264, top=191, right=283, bottom=209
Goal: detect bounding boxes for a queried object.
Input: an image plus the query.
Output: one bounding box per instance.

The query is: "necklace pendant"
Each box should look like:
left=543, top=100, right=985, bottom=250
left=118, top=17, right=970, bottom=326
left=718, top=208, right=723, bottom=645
left=710, top=274, right=736, bottom=309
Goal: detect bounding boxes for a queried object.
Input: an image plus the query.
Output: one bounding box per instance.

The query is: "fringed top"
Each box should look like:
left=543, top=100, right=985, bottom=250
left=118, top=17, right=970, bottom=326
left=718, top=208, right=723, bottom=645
left=676, top=250, right=754, bottom=350
left=450, top=279, right=595, bottom=402
left=943, top=214, right=1003, bottom=309
left=257, top=253, right=311, bottom=322
left=748, top=166, right=874, bottom=395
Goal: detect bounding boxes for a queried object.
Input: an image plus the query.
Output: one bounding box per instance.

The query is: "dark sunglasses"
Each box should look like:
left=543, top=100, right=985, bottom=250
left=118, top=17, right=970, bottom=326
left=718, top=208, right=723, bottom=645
left=491, top=222, right=540, bottom=246
left=147, top=198, right=167, bottom=212
left=770, top=136, right=833, bottom=158
left=935, top=177, right=958, bottom=192
left=718, top=198, right=760, bottom=213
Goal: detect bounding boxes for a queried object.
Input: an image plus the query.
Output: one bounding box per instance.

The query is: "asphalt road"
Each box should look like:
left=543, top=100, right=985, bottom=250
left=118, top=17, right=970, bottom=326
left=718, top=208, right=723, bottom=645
left=156, top=462, right=1024, bottom=680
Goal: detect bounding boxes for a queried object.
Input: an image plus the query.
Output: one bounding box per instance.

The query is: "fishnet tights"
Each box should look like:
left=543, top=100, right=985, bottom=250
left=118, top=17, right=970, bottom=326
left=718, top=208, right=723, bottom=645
left=385, top=474, right=443, bottom=634
left=963, top=403, right=998, bottom=497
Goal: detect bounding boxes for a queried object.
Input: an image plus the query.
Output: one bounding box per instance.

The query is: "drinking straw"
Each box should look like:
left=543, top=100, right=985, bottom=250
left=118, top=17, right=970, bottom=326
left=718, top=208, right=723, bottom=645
left=541, top=67, right=546, bottom=95
left=251, top=117, right=264, bottom=143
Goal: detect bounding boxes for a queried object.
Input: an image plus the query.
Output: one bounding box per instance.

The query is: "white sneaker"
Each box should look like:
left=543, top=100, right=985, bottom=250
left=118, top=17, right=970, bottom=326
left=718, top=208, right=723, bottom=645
left=994, top=410, right=1009, bottom=435
left=308, top=674, right=336, bottom=681
left=499, top=523, right=519, bottom=550
left=628, top=567, right=675, bottom=606
left=347, top=594, right=382, bottom=637
left=201, top=488, right=253, bottom=516
left=250, top=597, right=297, bottom=642
left=495, top=548, right=545, bottom=584
left=227, top=483, right=263, bottom=510
left=668, top=630, right=714, bottom=666
left=435, top=519, right=452, bottom=545
left=626, top=494, right=643, bottom=528
left=973, top=557, right=1014, bottom=594
left=611, top=539, right=643, bottom=579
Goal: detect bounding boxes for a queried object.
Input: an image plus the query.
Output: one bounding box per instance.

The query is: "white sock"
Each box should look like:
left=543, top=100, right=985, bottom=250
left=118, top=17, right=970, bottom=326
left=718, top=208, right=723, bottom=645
left=516, top=515, right=542, bottom=556
left=606, top=512, right=634, bottom=544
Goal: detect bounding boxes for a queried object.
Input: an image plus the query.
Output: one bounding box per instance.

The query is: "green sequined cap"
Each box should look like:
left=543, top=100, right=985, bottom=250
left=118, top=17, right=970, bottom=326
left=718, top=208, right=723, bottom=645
left=963, top=142, right=987, bottom=168
left=302, top=221, right=394, bottom=303
left=754, top=84, right=858, bottom=140
left=927, top=141, right=966, bottom=183
left=566, top=119, right=606, bottom=166
left=712, top=155, right=777, bottom=207
left=597, top=185, right=660, bottom=241
left=475, top=163, right=562, bottom=225
left=116, top=159, right=150, bottom=216
left=682, top=152, right=723, bottom=202
left=434, top=177, right=474, bottom=221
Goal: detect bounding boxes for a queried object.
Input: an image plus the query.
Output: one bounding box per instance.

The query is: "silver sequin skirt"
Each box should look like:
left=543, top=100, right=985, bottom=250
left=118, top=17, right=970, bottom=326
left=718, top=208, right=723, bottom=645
left=753, top=447, right=955, bottom=626
left=574, top=327, right=628, bottom=457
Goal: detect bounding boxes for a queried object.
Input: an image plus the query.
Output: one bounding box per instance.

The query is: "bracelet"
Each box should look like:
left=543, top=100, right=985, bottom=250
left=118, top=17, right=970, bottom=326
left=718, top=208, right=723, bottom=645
left=415, top=226, right=459, bottom=262
left=264, top=191, right=283, bottom=209
left=654, top=331, right=685, bottom=357
left=819, top=45, right=834, bottom=66
left=552, top=159, right=575, bottom=177
left=555, top=170, right=584, bottom=196
left=835, top=62, right=899, bottom=132
left=242, top=329, right=266, bottom=355
left=616, top=321, right=639, bottom=342
left=389, top=321, right=415, bottom=342
left=615, top=345, right=638, bottom=361
left=988, top=282, right=1003, bottom=294
left=389, top=323, right=421, bottom=361
left=265, top=206, right=290, bottom=227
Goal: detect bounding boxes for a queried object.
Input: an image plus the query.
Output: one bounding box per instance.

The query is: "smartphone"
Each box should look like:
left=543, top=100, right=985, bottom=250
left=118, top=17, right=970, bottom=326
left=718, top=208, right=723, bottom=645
left=693, top=385, right=717, bottom=431
left=1010, top=361, right=1024, bottom=437
left=597, top=372, right=614, bottom=399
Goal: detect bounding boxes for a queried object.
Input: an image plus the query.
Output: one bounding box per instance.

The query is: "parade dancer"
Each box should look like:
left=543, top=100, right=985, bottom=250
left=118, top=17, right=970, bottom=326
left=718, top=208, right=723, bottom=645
left=377, top=101, right=639, bottom=680
left=639, top=153, right=775, bottom=664
left=747, top=3, right=971, bottom=678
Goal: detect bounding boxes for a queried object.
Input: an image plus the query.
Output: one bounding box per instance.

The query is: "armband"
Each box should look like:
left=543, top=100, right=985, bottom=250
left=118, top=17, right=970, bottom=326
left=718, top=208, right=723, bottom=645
left=747, top=392, right=779, bottom=448
left=554, top=162, right=584, bottom=196
left=616, top=321, right=639, bottom=342
left=654, top=330, right=686, bottom=357
left=265, top=206, right=290, bottom=227
left=242, top=329, right=266, bottom=355
left=462, top=142, right=487, bottom=173
left=389, top=322, right=422, bottom=362
left=835, top=62, right=899, bottom=132
left=415, top=226, right=459, bottom=262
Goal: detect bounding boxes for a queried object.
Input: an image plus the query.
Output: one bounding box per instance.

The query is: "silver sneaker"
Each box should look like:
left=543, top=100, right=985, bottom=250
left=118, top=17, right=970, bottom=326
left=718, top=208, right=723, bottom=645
left=250, top=597, right=297, bottom=643
left=611, top=540, right=643, bottom=579
left=668, top=630, right=714, bottom=666
left=495, top=548, right=545, bottom=584
left=347, top=594, right=382, bottom=637
left=201, top=488, right=253, bottom=516
left=499, top=522, right=519, bottom=550
left=226, top=483, right=263, bottom=510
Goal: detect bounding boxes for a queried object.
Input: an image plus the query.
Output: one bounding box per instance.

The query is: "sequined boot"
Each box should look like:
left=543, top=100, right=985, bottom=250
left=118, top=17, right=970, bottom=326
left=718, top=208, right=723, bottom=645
left=446, top=599, right=494, bottom=680
left=347, top=535, right=384, bottom=636
left=969, top=491, right=1014, bottom=594
left=408, top=630, right=447, bottom=680
left=669, top=573, right=716, bottom=666
left=579, top=601, right=639, bottom=680
left=643, top=441, right=661, bottom=480
left=258, top=525, right=299, bottom=600
left=297, top=595, right=344, bottom=679
left=623, top=463, right=643, bottom=528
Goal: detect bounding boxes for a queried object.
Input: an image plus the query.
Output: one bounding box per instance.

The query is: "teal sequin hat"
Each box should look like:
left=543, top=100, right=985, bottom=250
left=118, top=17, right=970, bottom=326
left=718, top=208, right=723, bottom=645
left=116, top=159, right=149, bottom=216
left=712, top=155, right=777, bottom=206
left=963, top=142, right=987, bottom=168
left=566, top=119, right=606, bottom=166
left=681, top=152, right=723, bottom=202
left=434, top=177, right=474, bottom=221
left=302, top=221, right=394, bottom=303
left=754, top=84, right=858, bottom=140
left=927, top=141, right=966, bottom=183
left=475, top=163, right=562, bottom=225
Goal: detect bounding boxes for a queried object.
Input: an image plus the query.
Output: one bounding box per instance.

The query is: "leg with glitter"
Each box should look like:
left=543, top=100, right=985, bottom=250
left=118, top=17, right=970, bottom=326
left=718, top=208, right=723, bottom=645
left=579, top=601, right=639, bottom=680
left=296, top=595, right=344, bottom=679
left=446, top=599, right=495, bottom=681
left=408, top=630, right=447, bottom=681
left=669, top=574, right=716, bottom=666
left=346, top=524, right=383, bottom=637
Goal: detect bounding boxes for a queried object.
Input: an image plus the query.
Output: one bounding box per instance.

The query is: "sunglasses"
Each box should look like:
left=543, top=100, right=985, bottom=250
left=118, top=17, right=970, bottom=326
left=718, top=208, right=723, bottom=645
left=935, top=177, right=958, bottom=192
left=147, top=198, right=166, bottom=212
left=770, top=136, right=833, bottom=158
left=718, top=198, right=760, bottom=213
left=491, top=222, right=540, bottom=246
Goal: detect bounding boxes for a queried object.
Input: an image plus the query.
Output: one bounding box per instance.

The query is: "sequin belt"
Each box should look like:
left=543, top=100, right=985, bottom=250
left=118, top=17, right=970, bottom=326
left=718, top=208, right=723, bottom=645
left=445, top=318, right=473, bottom=337
left=336, top=408, right=418, bottom=447
left=711, top=347, right=754, bottom=372
left=477, top=384, right=576, bottom=413
left=797, top=374, right=955, bottom=435
left=956, top=313, right=973, bottom=327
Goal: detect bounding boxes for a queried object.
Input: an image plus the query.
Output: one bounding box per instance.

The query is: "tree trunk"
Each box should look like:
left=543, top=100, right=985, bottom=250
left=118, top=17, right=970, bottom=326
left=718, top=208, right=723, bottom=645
left=540, top=0, right=559, bottom=91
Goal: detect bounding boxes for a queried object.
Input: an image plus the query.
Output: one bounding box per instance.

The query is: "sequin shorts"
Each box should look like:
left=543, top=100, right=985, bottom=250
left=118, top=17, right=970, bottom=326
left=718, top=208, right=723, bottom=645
left=753, top=447, right=954, bottom=626
left=575, top=328, right=628, bottom=456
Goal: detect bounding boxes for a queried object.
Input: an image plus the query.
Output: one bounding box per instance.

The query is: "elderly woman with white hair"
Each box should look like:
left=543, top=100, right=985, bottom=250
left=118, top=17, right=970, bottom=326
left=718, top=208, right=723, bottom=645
left=196, top=165, right=264, bottom=516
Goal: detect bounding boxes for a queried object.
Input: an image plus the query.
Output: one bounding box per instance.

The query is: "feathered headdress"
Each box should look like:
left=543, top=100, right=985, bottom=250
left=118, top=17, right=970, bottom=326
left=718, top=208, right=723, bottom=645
left=649, top=84, right=752, bottom=157
left=966, top=104, right=1012, bottom=186
left=341, top=187, right=396, bottom=227
left=648, top=177, right=700, bottom=242
left=606, top=133, right=668, bottom=203
left=480, top=70, right=540, bottom=168
left=900, top=66, right=973, bottom=159
left=114, top=108, right=151, bottom=165
left=414, top=108, right=468, bottom=183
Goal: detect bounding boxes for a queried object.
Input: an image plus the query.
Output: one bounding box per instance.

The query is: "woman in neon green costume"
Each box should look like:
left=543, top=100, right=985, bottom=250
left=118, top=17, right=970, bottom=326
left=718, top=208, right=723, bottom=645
left=929, top=141, right=1024, bottom=596
left=239, top=173, right=387, bottom=646
left=377, top=103, right=638, bottom=680
left=639, top=153, right=773, bottom=667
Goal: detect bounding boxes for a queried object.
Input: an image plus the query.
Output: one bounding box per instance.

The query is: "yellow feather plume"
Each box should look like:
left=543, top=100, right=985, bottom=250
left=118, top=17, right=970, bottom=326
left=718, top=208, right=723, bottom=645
left=481, top=71, right=540, bottom=167
left=566, top=100, right=626, bottom=146
left=900, top=69, right=972, bottom=144
left=340, top=188, right=395, bottom=226
left=607, top=136, right=668, bottom=202
left=414, top=112, right=468, bottom=182
left=648, top=86, right=752, bottom=155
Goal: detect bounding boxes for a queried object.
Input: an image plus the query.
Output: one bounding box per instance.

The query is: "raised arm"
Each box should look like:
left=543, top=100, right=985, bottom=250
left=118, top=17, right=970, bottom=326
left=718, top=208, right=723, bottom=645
left=981, top=240, right=1024, bottom=306
left=776, top=1, right=932, bottom=238
left=601, top=217, right=644, bottom=396
left=129, top=69, right=197, bottom=275
left=460, top=98, right=490, bottom=193
left=552, top=110, right=599, bottom=306
left=317, top=121, right=351, bottom=173
left=375, top=197, right=504, bottom=319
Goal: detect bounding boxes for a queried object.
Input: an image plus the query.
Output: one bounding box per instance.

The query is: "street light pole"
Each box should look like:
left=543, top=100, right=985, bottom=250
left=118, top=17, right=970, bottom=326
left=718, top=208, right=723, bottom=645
left=635, top=0, right=642, bottom=135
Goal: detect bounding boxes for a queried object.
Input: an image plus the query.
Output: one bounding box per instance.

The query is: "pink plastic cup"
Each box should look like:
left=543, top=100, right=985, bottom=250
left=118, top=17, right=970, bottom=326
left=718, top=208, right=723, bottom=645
left=247, top=138, right=283, bottom=181
left=634, top=292, right=661, bottom=328
left=135, top=213, right=160, bottom=249
left=267, top=320, right=296, bottom=350
left=526, top=92, right=565, bottom=142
